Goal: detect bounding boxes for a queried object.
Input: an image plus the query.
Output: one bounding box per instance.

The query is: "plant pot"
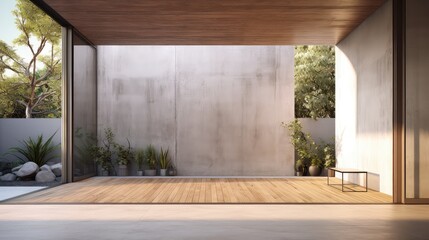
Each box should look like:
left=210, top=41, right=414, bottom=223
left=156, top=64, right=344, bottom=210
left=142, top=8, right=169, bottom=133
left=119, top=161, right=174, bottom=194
left=160, top=169, right=167, bottom=176
left=117, top=165, right=128, bottom=176
left=136, top=170, right=143, bottom=176
left=168, top=168, right=177, bottom=176
left=309, top=165, right=322, bottom=176
left=145, top=169, right=156, bottom=176
left=322, top=168, right=335, bottom=177
left=101, top=169, right=109, bottom=176
left=296, top=171, right=304, bottom=176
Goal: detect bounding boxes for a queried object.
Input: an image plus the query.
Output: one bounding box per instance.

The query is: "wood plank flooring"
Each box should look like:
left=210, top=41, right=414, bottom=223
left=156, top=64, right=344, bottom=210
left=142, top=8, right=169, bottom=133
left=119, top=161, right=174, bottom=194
left=5, top=177, right=392, bottom=204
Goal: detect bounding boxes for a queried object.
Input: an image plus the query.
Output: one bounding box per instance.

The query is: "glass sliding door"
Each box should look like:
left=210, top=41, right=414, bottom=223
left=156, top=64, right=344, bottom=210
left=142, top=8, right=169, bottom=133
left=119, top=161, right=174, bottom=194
left=404, top=0, right=429, bottom=202
left=72, top=32, right=97, bottom=181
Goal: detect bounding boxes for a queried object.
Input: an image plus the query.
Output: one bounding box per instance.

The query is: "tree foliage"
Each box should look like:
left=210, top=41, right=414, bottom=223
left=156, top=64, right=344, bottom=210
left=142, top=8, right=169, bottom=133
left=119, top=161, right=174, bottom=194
left=0, top=0, right=61, bottom=118
left=294, top=45, right=335, bottom=119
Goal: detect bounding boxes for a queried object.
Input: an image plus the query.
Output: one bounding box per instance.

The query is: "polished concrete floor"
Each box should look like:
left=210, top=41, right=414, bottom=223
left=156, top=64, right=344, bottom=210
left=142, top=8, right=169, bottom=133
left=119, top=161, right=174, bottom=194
left=0, top=204, right=428, bottom=239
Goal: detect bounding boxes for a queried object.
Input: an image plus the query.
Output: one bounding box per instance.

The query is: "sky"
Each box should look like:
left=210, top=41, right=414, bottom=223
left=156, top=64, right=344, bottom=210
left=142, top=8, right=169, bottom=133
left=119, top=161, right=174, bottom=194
left=0, top=0, right=56, bottom=76
left=0, top=0, right=29, bottom=59
left=0, top=0, right=18, bottom=43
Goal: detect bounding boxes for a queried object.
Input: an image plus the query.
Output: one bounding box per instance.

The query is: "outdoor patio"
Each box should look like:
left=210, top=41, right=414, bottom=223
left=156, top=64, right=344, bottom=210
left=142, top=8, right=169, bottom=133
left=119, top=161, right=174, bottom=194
left=6, top=177, right=391, bottom=204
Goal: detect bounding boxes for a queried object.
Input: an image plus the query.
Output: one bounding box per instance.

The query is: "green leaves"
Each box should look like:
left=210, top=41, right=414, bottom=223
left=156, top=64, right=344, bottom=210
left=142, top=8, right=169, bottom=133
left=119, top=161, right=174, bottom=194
left=283, top=120, right=334, bottom=170
left=115, top=139, right=132, bottom=166
left=144, top=145, right=157, bottom=170
left=1, top=0, right=61, bottom=118
left=159, top=148, right=170, bottom=169
left=323, top=143, right=336, bottom=168
left=91, top=128, right=115, bottom=173
left=8, top=131, right=59, bottom=167
left=134, top=150, right=145, bottom=170
left=13, top=0, right=61, bottom=45
left=295, top=46, right=335, bottom=119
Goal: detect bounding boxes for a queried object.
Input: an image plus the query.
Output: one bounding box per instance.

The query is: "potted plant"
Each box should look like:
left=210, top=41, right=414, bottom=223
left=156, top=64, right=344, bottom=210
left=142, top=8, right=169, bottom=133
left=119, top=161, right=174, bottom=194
left=91, top=128, right=116, bottom=176
left=308, top=140, right=323, bottom=176
left=168, top=165, right=177, bottom=176
left=134, top=149, right=145, bottom=176
left=323, top=143, right=336, bottom=177
left=115, top=139, right=132, bottom=176
left=309, top=157, right=323, bottom=176
left=144, top=145, right=157, bottom=176
left=159, top=147, right=170, bottom=176
left=295, top=159, right=305, bottom=176
left=283, top=119, right=310, bottom=176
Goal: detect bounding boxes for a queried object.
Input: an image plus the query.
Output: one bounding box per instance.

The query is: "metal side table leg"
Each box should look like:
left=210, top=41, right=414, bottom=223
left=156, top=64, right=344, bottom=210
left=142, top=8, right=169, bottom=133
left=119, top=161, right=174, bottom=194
left=366, top=172, right=368, bottom=192
left=327, top=169, right=329, bottom=185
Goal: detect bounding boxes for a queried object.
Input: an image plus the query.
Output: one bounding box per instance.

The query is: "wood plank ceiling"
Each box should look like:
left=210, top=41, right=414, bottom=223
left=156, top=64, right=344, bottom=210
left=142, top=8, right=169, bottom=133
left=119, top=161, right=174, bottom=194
left=41, top=0, right=387, bottom=45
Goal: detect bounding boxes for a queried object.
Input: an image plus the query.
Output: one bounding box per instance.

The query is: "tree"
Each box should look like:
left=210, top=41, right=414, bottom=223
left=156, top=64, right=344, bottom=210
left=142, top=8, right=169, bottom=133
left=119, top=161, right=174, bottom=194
left=0, top=0, right=61, bottom=118
left=294, top=45, right=335, bottom=119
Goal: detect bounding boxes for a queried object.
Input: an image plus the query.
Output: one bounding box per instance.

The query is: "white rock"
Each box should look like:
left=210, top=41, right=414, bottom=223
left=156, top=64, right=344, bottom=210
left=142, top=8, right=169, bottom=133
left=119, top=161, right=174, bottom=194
left=40, top=164, right=52, bottom=172
left=35, top=170, right=56, bottom=183
left=15, top=162, right=39, bottom=178
left=11, top=164, right=23, bottom=172
left=0, top=173, right=17, bottom=181
left=50, top=163, right=62, bottom=177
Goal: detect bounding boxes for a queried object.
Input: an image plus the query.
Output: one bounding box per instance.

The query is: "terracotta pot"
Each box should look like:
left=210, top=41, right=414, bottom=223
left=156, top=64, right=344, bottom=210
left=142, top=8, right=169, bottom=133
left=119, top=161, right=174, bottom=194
left=160, top=169, right=167, bottom=176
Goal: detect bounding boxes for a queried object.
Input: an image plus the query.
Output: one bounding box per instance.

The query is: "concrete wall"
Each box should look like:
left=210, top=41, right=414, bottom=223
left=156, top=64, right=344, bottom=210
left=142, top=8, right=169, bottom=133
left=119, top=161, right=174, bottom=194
left=299, top=118, right=335, bottom=144
left=0, top=119, right=61, bottom=164
left=98, top=46, right=295, bottom=176
left=73, top=44, right=98, bottom=179
left=405, top=0, right=429, bottom=199
left=335, top=0, right=393, bottom=195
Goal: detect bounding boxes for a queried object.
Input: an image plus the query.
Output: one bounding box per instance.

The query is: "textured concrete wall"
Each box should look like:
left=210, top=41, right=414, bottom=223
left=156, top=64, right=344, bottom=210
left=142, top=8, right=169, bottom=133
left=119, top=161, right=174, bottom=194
left=73, top=46, right=97, bottom=135
left=97, top=46, right=294, bottom=176
left=97, top=46, right=176, bottom=176
left=0, top=119, right=61, bottom=163
left=335, top=0, right=393, bottom=195
left=405, top=0, right=429, bottom=198
left=73, top=45, right=97, bottom=178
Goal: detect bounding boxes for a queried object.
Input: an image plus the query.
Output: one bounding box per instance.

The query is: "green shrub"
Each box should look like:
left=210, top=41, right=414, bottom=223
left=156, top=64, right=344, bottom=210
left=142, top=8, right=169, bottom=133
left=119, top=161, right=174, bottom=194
left=282, top=120, right=334, bottom=170
left=144, top=145, right=157, bottom=170
left=159, top=148, right=170, bottom=169
left=91, top=128, right=115, bottom=174
left=134, top=149, right=145, bottom=170
left=115, top=139, right=133, bottom=166
left=295, top=45, right=335, bottom=119
left=8, top=131, right=59, bottom=167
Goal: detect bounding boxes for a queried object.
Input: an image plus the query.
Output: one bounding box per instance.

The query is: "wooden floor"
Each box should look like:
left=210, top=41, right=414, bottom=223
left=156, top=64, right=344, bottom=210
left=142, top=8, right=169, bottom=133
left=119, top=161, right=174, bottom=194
left=6, top=177, right=392, bottom=204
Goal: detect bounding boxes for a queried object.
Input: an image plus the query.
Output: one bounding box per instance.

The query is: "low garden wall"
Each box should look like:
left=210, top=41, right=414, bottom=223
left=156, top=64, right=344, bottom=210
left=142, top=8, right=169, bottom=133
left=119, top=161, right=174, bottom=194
left=299, top=118, right=335, bottom=144
left=0, top=118, right=61, bottom=167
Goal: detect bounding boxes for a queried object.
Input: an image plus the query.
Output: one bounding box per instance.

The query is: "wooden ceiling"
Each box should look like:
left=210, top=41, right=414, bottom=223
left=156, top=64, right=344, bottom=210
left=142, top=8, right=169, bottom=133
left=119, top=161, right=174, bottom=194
left=41, top=0, right=387, bottom=45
